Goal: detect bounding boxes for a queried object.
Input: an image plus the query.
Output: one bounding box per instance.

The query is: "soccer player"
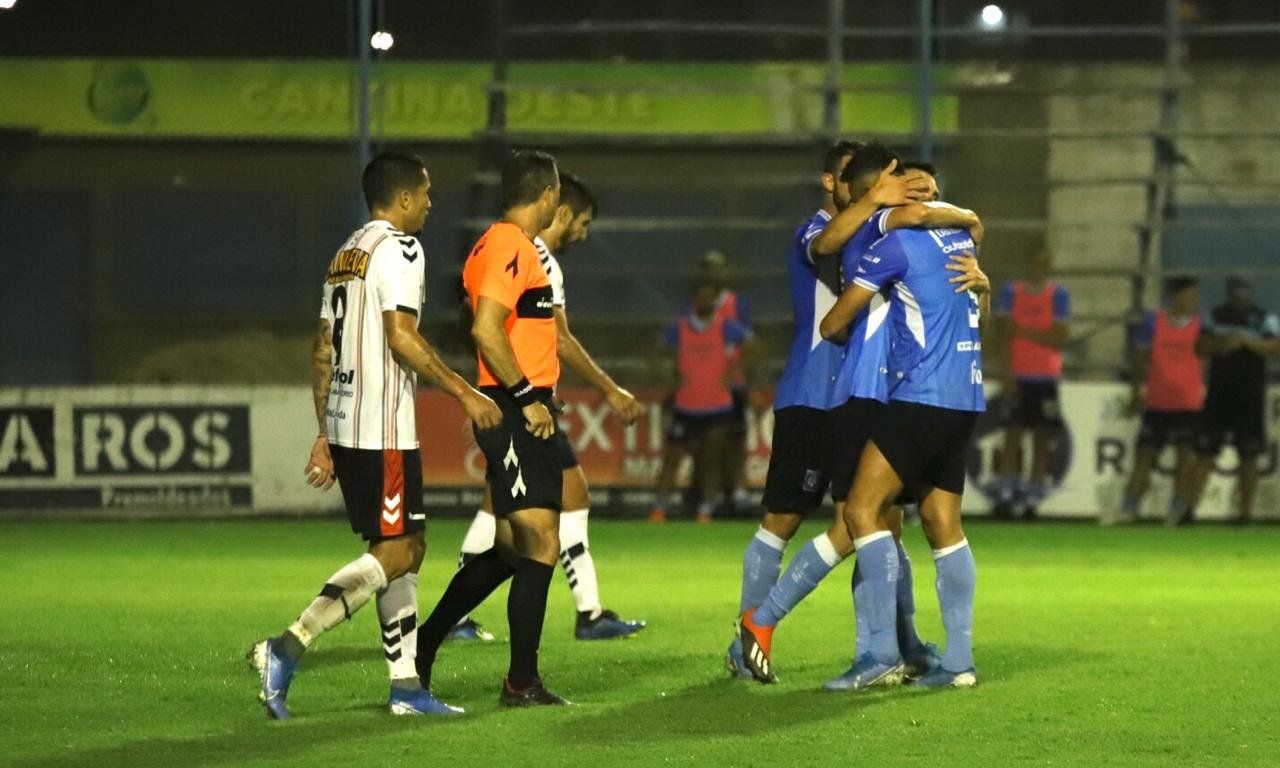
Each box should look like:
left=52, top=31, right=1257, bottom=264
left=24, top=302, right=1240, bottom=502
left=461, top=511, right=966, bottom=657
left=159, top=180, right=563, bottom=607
left=1188, top=277, right=1279, bottom=524
left=413, top=150, right=571, bottom=707
left=811, top=149, right=990, bottom=690
left=733, top=143, right=980, bottom=685
left=252, top=152, right=503, bottom=719
left=993, top=245, right=1071, bottom=519
left=649, top=281, right=751, bottom=523
left=1116, top=276, right=1204, bottom=526
left=447, top=172, right=647, bottom=643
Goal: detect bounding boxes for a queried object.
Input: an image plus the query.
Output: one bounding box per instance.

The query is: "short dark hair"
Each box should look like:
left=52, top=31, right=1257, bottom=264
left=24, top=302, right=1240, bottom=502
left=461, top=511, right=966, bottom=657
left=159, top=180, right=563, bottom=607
left=558, top=172, right=597, bottom=217
left=902, top=160, right=938, bottom=176
left=502, top=150, right=558, bottom=209
left=840, top=141, right=900, bottom=185
left=1165, top=275, right=1199, bottom=295
left=361, top=152, right=427, bottom=211
left=824, top=140, right=863, bottom=175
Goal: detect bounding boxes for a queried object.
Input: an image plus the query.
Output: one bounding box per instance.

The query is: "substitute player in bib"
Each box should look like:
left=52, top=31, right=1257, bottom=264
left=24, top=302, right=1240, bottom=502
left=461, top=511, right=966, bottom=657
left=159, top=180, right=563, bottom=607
left=252, top=152, right=503, bottom=719
left=733, top=144, right=980, bottom=684
left=1115, top=276, right=1205, bottom=526
left=814, top=153, right=990, bottom=690
left=448, top=173, right=647, bottom=643
left=414, top=150, right=571, bottom=707
left=650, top=282, right=752, bottom=523
left=993, top=245, right=1071, bottom=519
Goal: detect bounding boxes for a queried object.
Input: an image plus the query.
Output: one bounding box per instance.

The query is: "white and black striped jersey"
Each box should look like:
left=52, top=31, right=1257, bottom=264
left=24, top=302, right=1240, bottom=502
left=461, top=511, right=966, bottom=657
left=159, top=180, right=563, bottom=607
left=533, top=236, right=566, bottom=308
left=319, top=219, right=425, bottom=450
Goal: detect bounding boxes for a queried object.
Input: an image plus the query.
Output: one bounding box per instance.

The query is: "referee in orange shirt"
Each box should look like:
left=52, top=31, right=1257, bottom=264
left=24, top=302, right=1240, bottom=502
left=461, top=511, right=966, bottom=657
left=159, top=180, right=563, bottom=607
left=415, top=150, right=569, bottom=707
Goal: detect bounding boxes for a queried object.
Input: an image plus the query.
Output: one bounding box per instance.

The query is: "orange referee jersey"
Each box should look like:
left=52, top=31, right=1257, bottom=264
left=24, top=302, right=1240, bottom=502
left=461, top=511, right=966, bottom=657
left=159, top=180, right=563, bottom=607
left=462, top=221, right=560, bottom=388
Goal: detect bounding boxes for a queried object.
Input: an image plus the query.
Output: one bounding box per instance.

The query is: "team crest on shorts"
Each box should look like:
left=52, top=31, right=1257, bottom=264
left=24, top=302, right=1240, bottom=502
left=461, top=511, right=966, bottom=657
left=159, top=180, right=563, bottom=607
left=802, top=468, right=822, bottom=493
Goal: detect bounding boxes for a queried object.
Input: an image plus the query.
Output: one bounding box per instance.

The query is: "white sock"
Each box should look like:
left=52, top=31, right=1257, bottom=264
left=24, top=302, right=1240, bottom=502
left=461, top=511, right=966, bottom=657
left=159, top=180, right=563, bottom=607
left=289, top=553, right=387, bottom=647
left=376, top=573, right=419, bottom=683
left=559, top=509, right=602, bottom=619
left=459, top=510, right=497, bottom=558
left=453, top=510, right=497, bottom=626
left=813, top=532, right=844, bottom=567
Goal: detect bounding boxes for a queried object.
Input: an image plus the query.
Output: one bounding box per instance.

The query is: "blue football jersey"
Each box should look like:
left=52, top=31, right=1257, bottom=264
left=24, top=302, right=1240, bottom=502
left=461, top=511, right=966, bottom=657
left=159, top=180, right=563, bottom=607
left=851, top=208, right=986, bottom=413
left=832, top=219, right=892, bottom=404
left=773, top=210, right=846, bottom=411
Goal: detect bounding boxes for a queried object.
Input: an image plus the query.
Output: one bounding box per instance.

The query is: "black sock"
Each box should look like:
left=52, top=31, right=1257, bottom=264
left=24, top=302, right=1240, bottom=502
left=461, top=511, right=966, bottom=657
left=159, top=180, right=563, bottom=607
left=507, top=557, right=555, bottom=690
left=414, top=548, right=513, bottom=688
left=279, top=630, right=306, bottom=662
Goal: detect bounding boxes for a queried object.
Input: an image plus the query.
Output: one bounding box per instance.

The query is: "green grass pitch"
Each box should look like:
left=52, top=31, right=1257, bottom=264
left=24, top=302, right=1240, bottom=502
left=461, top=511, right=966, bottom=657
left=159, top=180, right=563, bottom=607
left=2, top=518, right=1278, bottom=767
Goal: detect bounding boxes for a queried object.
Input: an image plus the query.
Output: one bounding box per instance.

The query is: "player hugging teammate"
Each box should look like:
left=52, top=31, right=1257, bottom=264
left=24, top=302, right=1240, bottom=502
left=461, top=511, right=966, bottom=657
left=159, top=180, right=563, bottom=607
left=735, top=140, right=990, bottom=690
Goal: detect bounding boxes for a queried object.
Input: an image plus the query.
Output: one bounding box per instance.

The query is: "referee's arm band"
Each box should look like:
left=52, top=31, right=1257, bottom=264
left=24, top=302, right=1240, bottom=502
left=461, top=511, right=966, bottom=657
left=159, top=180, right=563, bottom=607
left=508, top=377, right=538, bottom=407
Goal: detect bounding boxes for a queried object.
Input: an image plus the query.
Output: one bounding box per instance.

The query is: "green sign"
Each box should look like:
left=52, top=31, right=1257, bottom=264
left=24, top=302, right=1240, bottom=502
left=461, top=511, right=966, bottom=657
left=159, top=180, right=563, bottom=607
left=0, top=58, right=956, bottom=139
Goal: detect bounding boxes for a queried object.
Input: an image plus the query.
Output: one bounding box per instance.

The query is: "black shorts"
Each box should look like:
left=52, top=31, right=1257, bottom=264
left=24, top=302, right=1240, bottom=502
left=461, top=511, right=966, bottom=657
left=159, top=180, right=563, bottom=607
left=828, top=397, right=883, bottom=503
left=1137, top=410, right=1200, bottom=450
left=551, top=427, right=579, bottom=470
left=871, top=401, right=978, bottom=496
left=1009, top=379, right=1063, bottom=428
left=330, top=445, right=425, bottom=542
left=667, top=408, right=735, bottom=444
left=761, top=406, right=834, bottom=514
left=1197, top=395, right=1266, bottom=457
left=474, top=387, right=564, bottom=518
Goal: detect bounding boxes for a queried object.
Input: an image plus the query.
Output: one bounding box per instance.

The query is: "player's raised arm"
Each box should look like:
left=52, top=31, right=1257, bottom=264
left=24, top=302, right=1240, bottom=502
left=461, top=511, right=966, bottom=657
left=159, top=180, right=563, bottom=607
left=554, top=307, right=641, bottom=424
left=883, top=201, right=984, bottom=246
left=383, top=310, right=501, bottom=429
left=810, top=159, right=932, bottom=259
left=472, top=296, right=556, bottom=438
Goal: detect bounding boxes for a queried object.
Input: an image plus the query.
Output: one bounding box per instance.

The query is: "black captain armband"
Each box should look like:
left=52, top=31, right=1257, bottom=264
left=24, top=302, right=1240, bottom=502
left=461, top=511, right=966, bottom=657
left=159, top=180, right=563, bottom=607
left=508, top=377, right=538, bottom=407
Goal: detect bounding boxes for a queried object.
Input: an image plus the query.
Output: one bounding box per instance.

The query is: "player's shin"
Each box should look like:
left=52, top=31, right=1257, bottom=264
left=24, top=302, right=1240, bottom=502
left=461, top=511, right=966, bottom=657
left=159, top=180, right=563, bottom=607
left=453, top=510, right=497, bottom=625
left=933, top=539, right=976, bottom=671
left=508, top=558, right=555, bottom=689
left=415, top=549, right=514, bottom=686
left=558, top=509, right=601, bottom=619
left=852, top=531, right=900, bottom=664
left=895, top=541, right=925, bottom=653
left=752, top=532, right=843, bottom=627
left=377, top=573, right=421, bottom=689
left=740, top=526, right=788, bottom=611
left=284, top=553, right=388, bottom=659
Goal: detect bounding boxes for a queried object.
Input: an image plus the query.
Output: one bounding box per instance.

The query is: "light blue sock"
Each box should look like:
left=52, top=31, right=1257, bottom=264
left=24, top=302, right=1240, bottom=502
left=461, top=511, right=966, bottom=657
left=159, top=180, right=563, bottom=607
left=934, top=540, right=977, bottom=672
left=739, top=527, right=787, bottom=612
left=852, top=532, right=900, bottom=664
left=895, top=541, right=924, bottom=653
left=752, top=533, right=843, bottom=627
left=852, top=561, right=870, bottom=659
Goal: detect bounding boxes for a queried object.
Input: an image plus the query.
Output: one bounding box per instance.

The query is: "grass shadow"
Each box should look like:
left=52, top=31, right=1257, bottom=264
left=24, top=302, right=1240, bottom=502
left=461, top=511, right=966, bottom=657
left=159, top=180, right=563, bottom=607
left=556, top=674, right=893, bottom=744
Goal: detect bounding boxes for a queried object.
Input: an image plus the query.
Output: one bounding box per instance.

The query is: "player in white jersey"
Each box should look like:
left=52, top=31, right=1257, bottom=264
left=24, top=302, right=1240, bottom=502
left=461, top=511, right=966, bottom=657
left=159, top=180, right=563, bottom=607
left=447, top=173, right=649, bottom=642
left=251, top=152, right=501, bottom=720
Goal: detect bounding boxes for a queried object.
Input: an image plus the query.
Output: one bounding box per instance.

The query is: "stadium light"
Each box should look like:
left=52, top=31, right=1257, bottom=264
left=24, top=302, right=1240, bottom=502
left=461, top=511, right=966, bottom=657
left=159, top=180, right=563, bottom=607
left=0, top=0, right=18, bottom=10
left=978, top=4, right=1007, bottom=31
left=370, top=30, right=395, bottom=51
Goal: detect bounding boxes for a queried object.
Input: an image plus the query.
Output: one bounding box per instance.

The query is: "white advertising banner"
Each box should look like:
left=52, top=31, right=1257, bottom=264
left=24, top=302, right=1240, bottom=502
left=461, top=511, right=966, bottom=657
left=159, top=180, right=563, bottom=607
left=1, top=384, right=1275, bottom=520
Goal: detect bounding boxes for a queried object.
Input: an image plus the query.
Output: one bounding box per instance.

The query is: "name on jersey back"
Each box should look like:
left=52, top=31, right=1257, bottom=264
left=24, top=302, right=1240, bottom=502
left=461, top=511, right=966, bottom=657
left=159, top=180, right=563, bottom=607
left=327, top=248, right=371, bottom=284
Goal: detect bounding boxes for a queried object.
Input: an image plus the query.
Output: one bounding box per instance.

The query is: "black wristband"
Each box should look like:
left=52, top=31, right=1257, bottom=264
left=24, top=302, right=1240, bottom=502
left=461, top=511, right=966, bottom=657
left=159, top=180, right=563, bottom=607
left=508, top=377, right=538, bottom=407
